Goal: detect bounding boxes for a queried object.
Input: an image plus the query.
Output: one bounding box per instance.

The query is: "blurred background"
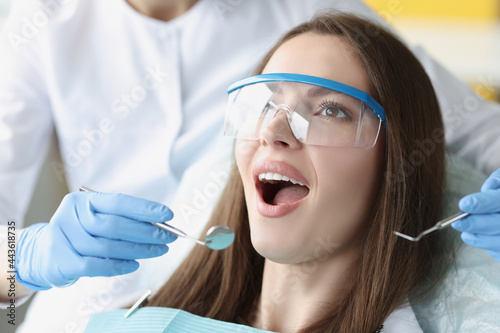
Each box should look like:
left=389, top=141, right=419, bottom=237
left=0, top=0, right=499, bottom=332
left=365, top=0, right=500, bottom=101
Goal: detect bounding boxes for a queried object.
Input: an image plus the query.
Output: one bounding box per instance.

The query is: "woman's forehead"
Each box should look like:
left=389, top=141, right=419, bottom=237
left=262, top=33, right=371, bottom=94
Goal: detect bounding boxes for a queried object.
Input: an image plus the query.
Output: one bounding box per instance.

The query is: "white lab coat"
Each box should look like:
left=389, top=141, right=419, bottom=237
left=0, top=0, right=499, bottom=332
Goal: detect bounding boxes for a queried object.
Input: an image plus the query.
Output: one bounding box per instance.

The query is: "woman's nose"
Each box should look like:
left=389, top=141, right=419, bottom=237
left=259, top=108, right=302, bottom=149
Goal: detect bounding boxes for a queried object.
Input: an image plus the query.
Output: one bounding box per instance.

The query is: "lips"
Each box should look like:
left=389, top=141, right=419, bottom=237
left=252, top=160, right=310, bottom=218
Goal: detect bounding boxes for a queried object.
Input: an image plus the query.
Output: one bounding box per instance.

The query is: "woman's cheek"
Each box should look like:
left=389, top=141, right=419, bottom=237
left=235, top=140, right=259, bottom=173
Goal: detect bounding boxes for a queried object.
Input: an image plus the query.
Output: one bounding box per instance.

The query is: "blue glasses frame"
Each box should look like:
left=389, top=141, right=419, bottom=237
left=227, top=73, right=387, bottom=127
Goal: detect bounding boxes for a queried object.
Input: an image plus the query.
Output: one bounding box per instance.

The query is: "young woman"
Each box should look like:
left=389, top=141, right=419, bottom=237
left=145, top=13, right=450, bottom=332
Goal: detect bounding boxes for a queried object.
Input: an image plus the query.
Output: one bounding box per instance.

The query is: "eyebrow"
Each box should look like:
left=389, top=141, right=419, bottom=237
left=306, top=86, right=335, bottom=98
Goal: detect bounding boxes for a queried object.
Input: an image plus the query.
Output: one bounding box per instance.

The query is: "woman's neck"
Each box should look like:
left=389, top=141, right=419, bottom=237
left=252, top=247, right=360, bottom=332
left=125, top=0, right=199, bottom=21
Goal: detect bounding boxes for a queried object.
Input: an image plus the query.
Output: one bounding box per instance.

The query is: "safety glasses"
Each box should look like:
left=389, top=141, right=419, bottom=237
left=224, top=73, right=386, bottom=148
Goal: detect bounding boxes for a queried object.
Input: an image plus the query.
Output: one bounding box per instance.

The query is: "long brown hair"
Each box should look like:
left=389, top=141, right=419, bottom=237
left=148, top=13, right=448, bottom=332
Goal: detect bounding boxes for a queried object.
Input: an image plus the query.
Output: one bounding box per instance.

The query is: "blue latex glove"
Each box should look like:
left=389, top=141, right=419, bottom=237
left=452, top=168, right=500, bottom=262
left=15, top=191, right=177, bottom=291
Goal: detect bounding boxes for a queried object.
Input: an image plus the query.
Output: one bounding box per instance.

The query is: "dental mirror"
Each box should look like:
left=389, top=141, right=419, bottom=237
left=79, top=186, right=235, bottom=250
left=153, top=222, right=235, bottom=250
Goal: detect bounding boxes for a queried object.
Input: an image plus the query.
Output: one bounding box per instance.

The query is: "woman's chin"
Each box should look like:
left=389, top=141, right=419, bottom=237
left=251, top=235, right=307, bottom=265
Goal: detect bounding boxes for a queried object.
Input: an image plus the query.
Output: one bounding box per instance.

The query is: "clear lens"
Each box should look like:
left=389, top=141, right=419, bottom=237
left=224, top=81, right=382, bottom=148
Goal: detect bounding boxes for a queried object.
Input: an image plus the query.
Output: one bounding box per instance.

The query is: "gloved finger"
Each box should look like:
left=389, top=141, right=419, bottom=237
left=63, top=257, right=140, bottom=281
left=461, top=232, right=500, bottom=252
left=451, top=213, right=500, bottom=234
left=481, top=168, right=500, bottom=192
left=458, top=190, right=500, bottom=214
left=63, top=192, right=174, bottom=222
left=89, top=192, right=173, bottom=222
left=81, top=213, right=177, bottom=244
left=67, top=229, right=170, bottom=260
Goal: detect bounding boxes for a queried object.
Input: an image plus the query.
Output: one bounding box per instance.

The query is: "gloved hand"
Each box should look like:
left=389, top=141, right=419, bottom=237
left=15, top=191, right=177, bottom=291
left=452, top=168, right=500, bottom=262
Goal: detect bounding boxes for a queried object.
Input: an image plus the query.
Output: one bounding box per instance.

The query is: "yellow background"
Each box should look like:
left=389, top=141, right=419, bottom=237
left=364, top=0, right=499, bottom=20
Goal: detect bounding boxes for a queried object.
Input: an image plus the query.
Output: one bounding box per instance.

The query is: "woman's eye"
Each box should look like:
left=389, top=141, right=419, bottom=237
left=320, top=105, right=350, bottom=120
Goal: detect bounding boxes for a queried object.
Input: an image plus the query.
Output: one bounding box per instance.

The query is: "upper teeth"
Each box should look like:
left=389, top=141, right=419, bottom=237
left=258, top=172, right=305, bottom=186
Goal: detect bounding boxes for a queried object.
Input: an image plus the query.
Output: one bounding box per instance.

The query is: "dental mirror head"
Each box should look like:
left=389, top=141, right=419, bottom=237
left=204, top=226, right=235, bottom=250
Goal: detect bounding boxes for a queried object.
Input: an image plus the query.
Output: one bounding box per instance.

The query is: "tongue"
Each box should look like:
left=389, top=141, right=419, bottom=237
left=271, top=185, right=309, bottom=205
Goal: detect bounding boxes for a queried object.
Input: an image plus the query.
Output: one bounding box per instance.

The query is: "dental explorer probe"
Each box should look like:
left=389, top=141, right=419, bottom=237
left=79, top=186, right=235, bottom=250
left=393, top=211, right=470, bottom=242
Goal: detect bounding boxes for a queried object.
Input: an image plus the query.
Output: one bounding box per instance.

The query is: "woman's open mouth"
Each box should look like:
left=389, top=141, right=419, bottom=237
left=252, top=161, right=310, bottom=217
left=258, top=173, right=310, bottom=205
